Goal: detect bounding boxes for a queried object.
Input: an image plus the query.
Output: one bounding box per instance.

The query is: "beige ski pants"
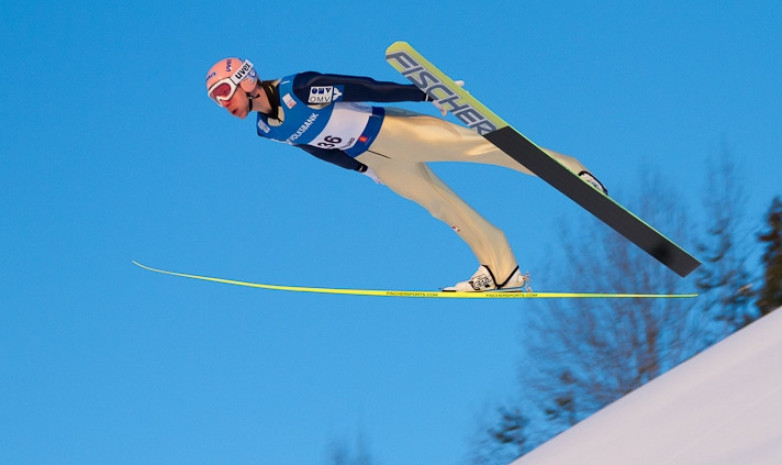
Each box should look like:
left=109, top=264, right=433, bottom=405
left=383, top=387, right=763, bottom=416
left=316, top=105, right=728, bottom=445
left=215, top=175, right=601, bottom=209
left=357, top=108, right=588, bottom=282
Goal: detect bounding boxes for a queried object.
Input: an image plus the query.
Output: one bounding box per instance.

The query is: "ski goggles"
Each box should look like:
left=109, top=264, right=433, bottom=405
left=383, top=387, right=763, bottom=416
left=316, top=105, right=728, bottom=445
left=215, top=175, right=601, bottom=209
left=207, top=60, right=255, bottom=105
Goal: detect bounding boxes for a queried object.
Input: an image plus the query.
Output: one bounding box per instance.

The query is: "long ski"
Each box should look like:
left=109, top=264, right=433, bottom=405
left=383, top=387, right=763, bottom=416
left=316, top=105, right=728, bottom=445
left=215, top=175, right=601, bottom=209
left=385, top=41, right=701, bottom=277
left=134, top=261, right=697, bottom=299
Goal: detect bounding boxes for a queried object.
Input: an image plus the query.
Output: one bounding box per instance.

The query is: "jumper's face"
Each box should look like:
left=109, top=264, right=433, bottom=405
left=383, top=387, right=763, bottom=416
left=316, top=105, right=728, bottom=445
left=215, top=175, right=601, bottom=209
left=205, top=58, right=256, bottom=119
left=219, top=88, right=251, bottom=119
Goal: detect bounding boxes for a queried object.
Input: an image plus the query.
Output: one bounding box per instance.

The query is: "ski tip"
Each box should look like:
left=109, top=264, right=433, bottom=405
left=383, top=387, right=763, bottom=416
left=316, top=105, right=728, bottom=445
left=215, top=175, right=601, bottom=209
left=385, top=40, right=412, bottom=54
left=132, top=260, right=157, bottom=273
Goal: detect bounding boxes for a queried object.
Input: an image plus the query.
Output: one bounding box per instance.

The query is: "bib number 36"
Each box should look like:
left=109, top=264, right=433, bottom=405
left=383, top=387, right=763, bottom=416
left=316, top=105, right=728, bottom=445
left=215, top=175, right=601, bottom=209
left=317, top=136, right=343, bottom=148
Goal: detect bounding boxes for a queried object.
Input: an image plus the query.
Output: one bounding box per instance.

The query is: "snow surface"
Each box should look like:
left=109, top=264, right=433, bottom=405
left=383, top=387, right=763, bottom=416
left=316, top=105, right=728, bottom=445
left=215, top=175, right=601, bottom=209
left=511, top=307, right=782, bottom=465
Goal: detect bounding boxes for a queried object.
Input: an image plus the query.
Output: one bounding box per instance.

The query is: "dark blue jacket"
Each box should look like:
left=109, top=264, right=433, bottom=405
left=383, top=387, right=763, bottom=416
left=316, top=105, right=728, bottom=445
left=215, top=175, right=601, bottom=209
left=260, top=72, right=427, bottom=172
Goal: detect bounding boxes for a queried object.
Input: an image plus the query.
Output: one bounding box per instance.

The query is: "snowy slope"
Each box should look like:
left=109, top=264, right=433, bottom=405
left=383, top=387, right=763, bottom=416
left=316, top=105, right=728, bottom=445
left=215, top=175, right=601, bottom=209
left=511, top=307, right=782, bottom=465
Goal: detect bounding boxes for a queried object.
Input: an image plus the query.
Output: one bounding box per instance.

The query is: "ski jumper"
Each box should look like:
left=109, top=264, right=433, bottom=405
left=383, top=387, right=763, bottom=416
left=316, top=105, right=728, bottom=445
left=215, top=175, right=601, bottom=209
left=257, top=72, right=589, bottom=281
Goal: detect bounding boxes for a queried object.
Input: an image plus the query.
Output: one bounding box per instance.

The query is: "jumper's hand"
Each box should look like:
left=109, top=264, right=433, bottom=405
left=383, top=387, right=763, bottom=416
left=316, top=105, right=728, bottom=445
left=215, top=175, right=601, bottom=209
left=431, top=80, right=465, bottom=116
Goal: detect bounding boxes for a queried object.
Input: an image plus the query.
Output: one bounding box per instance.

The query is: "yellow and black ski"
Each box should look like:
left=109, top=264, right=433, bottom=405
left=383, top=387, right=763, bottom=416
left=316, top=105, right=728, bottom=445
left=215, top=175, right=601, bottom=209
left=134, top=261, right=697, bottom=299
left=385, top=41, right=701, bottom=277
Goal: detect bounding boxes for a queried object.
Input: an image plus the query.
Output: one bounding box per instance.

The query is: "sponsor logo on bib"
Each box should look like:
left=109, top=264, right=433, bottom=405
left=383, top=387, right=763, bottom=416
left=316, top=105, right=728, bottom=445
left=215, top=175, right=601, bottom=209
left=282, top=93, right=296, bottom=109
left=308, top=86, right=344, bottom=104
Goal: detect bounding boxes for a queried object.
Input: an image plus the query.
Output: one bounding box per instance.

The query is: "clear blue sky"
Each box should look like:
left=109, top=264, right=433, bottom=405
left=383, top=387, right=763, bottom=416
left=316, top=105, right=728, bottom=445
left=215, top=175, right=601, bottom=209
left=2, top=1, right=780, bottom=465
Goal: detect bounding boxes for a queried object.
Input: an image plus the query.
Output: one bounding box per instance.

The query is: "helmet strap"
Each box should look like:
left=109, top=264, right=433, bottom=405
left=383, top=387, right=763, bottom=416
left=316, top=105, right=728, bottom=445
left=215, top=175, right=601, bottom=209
left=260, top=81, right=280, bottom=120
left=245, top=83, right=262, bottom=113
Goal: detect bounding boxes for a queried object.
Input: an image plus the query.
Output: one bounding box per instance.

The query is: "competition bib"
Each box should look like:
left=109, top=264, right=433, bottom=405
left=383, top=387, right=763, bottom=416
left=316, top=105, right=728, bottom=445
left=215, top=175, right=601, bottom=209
left=307, top=102, right=372, bottom=151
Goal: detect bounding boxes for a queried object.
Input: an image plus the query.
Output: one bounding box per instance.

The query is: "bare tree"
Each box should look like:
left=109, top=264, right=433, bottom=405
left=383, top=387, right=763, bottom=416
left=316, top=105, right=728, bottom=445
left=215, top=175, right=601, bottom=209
left=695, top=145, right=757, bottom=338
left=468, top=405, right=533, bottom=465
left=528, top=171, right=700, bottom=404
left=471, top=169, right=710, bottom=464
left=327, top=432, right=374, bottom=465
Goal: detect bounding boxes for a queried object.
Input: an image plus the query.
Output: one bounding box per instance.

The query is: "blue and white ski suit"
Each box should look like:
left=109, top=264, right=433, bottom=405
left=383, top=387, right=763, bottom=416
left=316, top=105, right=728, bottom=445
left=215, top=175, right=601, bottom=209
left=256, top=72, right=588, bottom=281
